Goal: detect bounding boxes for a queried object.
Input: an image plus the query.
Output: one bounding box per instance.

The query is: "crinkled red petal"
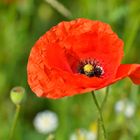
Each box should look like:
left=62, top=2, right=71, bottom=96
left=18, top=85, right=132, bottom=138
left=112, top=64, right=140, bottom=84
left=27, top=18, right=125, bottom=99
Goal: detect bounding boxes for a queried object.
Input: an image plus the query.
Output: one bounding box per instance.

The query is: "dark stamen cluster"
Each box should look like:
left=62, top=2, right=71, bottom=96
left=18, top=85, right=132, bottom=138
left=78, top=59, right=104, bottom=77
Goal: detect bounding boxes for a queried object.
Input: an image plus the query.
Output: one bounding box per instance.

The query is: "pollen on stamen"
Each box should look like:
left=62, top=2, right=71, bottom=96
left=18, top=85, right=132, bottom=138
left=83, top=64, right=94, bottom=73
left=78, top=59, right=104, bottom=78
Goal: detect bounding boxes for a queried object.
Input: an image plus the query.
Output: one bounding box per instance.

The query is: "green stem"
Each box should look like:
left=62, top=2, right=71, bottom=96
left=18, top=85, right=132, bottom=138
left=46, top=134, right=55, bottom=140
left=101, top=87, right=109, bottom=111
left=91, top=91, right=107, bottom=140
left=97, top=118, right=100, bottom=140
left=9, top=104, right=21, bottom=140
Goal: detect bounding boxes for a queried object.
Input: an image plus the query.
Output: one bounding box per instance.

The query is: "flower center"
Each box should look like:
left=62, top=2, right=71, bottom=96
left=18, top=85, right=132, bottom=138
left=83, top=64, right=94, bottom=73
left=78, top=59, right=104, bottom=77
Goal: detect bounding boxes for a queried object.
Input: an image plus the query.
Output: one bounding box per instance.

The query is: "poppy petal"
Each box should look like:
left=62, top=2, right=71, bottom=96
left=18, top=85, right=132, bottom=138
left=113, top=64, right=140, bottom=84
left=61, top=19, right=124, bottom=80
left=27, top=18, right=140, bottom=99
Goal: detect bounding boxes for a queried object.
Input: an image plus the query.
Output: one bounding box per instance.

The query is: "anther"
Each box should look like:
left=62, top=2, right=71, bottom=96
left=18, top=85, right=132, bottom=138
left=78, top=59, right=104, bottom=78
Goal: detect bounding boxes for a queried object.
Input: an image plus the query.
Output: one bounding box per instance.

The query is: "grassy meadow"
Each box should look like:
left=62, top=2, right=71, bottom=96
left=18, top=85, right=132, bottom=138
left=0, top=0, right=140, bottom=139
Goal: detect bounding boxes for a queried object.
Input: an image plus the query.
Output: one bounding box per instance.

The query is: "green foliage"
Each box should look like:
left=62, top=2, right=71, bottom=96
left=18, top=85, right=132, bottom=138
left=0, top=0, right=140, bottom=139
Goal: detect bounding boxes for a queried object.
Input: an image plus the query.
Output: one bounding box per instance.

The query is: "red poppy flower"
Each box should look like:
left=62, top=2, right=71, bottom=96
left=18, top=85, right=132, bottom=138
left=27, top=18, right=140, bottom=99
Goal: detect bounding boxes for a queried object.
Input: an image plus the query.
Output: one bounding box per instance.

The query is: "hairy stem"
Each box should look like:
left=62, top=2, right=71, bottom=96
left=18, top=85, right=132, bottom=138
left=91, top=91, right=107, bottom=140
left=9, top=104, right=21, bottom=140
left=101, top=87, right=109, bottom=111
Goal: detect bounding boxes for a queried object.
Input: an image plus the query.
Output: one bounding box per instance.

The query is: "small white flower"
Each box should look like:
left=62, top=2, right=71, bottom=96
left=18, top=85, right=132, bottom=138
left=115, top=100, right=125, bottom=113
left=86, top=131, right=96, bottom=140
left=125, top=102, right=135, bottom=118
left=70, top=128, right=97, bottom=140
left=115, top=99, right=135, bottom=118
left=33, top=110, right=58, bottom=134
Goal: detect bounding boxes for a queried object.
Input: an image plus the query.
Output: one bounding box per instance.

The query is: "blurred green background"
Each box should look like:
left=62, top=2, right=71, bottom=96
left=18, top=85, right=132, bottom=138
left=0, top=0, right=140, bottom=140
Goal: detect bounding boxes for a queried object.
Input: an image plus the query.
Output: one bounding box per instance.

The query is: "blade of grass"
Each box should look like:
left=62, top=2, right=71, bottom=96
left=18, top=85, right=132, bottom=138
left=124, top=20, right=139, bottom=56
left=45, top=0, right=72, bottom=19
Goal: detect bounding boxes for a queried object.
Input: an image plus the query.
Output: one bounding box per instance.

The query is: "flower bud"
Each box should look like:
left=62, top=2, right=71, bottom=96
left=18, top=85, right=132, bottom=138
left=10, top=86, right=25, bottom=105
